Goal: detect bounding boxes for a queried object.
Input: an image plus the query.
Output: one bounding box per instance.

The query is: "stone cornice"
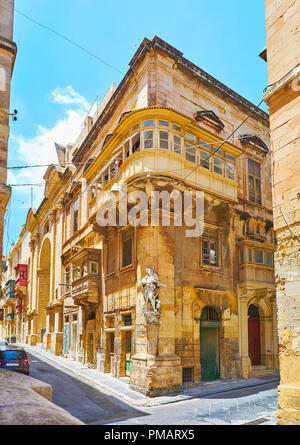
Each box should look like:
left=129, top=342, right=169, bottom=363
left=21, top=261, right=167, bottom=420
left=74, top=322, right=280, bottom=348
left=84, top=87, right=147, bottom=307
left=263, top=64, right=300, bottom=105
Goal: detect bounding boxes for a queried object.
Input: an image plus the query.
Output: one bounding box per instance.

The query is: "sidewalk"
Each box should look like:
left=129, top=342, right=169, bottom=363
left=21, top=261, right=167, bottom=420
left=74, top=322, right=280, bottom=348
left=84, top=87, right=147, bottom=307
left=22, top=343, right=280, bottom=409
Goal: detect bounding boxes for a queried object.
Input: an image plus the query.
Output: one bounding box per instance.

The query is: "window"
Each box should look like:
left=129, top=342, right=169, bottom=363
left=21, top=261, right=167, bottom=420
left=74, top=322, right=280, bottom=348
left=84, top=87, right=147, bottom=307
left=248, top=248, right=253, bottom=263
left=240, top=248, right=245, bottom=264
left=255, top=250, right=264, bottom=264
left=103, top=171, right=109, bottom=185
left=110, top=333, right=115, bottom=354
left=122, top=228, right=133, bottom=268
left=266, top=251, right=273, bottom=266
left=173, top=123, right=181, bottom=132
left=124, top=140, right=130, bottom=158
left=185, top=133, right=196, bottom=142
left=82, top=264, right=88, bottom=276
left=90, top=262, right=98, bottom=274
left=73, top=199, right=79, bottom=233
left=132, top=124, right=139, bottom=132
left=143, top=130, right=153, bottom=149
left=173, top=134, right=181, bottom=154
left=131, top=133, right=140, bottom=153
left=122, top=313, right=132, bottom=326
left=213, top=156, right=223, bottom=175
left=256, top=224, right=260, bottom=235
left=185, top=143, right=196, bottom=163
left=66, top=269, right=70, bottom=293
left=200, top=150, right=210, bottom=170
left=199, top=139, right=210, bottom=149
left=202, top=228, right=218, bottom=266
left=107, top=237, right=116, bottom=274
left=159, top=130, right=169, bottom=149
left=143, top=120, right=154, bottom=127
left=159, top=120, right=169, bottom=127
left=225, top=162, right=235, bottom=180
left=182, top=367, right=193, bottom=383
left=225, top=153, right=234, bottom=161
left=248, top=159, right=262, bottom=205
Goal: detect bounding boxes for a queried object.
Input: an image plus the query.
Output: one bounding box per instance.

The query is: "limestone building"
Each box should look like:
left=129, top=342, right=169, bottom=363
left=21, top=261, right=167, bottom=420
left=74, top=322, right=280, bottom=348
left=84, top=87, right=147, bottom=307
left=262, top=0, right=300, bottom=425
left=0, top=0, right=16, bottom=260
left=0, top=226, right=31, bottom=343
left=11, top=37, right=279, bottom=395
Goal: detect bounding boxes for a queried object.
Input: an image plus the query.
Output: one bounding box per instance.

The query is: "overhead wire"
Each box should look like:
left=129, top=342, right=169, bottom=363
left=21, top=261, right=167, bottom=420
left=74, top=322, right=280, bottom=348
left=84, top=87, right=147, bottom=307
left=1, top=0, right=125, bottom=75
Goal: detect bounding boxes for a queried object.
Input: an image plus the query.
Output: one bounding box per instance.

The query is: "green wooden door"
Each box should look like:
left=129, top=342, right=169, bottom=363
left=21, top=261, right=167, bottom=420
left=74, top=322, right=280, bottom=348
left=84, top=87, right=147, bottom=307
left=200, top=325, right=220, bottom=381
left=125, top=331, right=131, bottom=376
left=63, top=324, right=69, bottom=354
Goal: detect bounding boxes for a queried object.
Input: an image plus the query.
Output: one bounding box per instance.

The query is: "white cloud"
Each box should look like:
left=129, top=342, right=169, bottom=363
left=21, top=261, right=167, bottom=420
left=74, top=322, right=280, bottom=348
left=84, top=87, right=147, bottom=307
left=51, top=86, right=90, bottom=111
left=8, top=87, right=89, bottom=208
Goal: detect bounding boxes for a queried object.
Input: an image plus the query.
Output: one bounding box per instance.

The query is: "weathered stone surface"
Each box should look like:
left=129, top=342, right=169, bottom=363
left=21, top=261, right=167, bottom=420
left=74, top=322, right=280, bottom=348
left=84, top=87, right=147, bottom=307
left=0, top=369, right=52, bottom=401
left=264, top=0, right=300, bottom=425
left=0, top=370, right=83, bottom=425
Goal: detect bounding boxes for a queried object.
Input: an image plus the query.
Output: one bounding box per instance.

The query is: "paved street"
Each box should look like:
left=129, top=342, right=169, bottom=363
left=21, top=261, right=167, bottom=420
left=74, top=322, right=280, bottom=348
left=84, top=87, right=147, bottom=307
left=26, top=352, right=143, bottom=425
left=26, top=350, right=278, bottom=425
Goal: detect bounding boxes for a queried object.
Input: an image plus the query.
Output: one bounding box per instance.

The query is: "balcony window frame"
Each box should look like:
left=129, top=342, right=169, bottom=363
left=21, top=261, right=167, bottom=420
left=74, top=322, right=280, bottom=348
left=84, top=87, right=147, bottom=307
left=255, top=249, right=264, bottom=265
left=143, top=129, right=154, bottom=149
left=159, top=130, right=169, bottom=150
left=121, top=227, right=133, bottom=269
left=73, top=198, right=79, bottom=234
left=185, top=142, right=196, bottom=164
left=201, top=227, right=220, bottom=268
left=199, top=149, right=210, bottom=170
left=248, top=159, right=262, bottom=205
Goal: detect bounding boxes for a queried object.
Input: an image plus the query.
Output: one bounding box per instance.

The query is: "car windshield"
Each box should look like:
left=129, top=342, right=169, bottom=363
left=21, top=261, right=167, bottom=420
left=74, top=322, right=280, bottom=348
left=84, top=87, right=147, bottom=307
left=3, top=350, right=25, bottom=361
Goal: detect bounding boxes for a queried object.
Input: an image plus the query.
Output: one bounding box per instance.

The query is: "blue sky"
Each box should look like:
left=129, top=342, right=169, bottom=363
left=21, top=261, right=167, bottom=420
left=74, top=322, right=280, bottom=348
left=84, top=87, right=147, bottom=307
left=4, top=0, right=268, bottom=254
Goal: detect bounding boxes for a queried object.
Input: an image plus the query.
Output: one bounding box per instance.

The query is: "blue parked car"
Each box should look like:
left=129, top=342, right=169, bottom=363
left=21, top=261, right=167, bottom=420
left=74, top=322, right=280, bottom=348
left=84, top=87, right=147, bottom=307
left=0, top=345, right=30, bottom=375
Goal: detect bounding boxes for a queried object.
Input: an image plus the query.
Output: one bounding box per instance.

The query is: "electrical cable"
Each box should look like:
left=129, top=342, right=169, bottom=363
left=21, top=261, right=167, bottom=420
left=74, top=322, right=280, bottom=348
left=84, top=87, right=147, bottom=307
left=2, top=0, right=125, bottom=75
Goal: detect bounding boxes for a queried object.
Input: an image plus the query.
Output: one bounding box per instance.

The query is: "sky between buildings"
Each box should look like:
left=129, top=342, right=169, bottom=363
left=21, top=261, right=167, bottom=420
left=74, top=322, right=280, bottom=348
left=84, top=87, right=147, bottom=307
left=4, top=0, right=268, bottom=255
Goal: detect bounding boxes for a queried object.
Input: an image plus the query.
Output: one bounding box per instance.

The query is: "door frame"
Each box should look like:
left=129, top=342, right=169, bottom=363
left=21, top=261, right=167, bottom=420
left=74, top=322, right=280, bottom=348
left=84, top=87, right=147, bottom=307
left=200, top=320, right=221, bottom=381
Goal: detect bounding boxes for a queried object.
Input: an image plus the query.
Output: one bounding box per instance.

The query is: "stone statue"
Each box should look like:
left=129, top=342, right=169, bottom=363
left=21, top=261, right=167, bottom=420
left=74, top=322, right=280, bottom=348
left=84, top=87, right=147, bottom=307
left=142, top=267, right=166, bottom=324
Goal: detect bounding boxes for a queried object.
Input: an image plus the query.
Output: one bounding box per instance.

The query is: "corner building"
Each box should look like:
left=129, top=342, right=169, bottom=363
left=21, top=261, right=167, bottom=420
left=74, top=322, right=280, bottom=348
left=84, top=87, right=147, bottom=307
left=263, top=0, right=300, bottom=424
left=25, top=37, right=278, bottom=396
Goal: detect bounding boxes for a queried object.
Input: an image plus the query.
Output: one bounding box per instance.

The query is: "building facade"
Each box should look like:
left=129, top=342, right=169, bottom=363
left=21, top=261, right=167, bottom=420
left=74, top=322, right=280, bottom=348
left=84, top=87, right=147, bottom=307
left=0, top=0, right=16, bottom=260
left=263, top=0, right=300, bottom=425
left=0, top=227, right=31, bottom=343
left=8, top=37, right=279, bottom=395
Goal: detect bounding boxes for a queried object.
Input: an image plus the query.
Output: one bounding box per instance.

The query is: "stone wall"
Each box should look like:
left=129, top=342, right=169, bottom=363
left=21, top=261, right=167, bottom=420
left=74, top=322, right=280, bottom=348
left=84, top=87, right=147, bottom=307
left=264, top=0, right=300, bottom=425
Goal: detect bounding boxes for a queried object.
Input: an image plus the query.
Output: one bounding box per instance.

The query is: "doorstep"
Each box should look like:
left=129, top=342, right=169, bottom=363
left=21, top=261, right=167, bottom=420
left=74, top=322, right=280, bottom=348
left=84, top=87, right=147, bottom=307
left=20, top=344, right=280, bottom=408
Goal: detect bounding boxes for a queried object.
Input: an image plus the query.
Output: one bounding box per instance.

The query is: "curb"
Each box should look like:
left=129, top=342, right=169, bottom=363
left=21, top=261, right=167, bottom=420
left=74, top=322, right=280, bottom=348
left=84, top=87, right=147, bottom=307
left=24, top=345, right=280, bottom=408
left=24, top=345, right=150, bottom=407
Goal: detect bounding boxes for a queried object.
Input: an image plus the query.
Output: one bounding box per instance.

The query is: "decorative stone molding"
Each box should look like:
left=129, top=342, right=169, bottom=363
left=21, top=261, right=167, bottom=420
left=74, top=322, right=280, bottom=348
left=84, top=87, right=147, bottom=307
left=194, top=110, right=225, bottom=132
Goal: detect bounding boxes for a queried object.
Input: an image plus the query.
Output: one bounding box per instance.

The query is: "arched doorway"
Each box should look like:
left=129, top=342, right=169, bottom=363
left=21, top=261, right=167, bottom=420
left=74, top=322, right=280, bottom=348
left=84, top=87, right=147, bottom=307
left=200, top=306, right=221, bottom=381
left=38, top=238, right=51, bottom=343
left=248, top=304, right=260, bottom=365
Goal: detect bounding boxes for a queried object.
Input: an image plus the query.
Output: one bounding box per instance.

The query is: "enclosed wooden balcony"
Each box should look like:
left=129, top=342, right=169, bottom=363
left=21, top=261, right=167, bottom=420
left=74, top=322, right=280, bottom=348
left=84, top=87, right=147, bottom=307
left=14, top=264, right=28, bottom=298
left=71, top=274, right=100, bottom=305
left=63, top=248, right=101, bottom=306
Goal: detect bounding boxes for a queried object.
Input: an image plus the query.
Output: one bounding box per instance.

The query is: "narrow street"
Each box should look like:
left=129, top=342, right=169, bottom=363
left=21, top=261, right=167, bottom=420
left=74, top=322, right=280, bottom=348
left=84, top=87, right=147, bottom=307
left=26, top=352, right=144, bottom=425
left=26, top=351, right=278, bottom=425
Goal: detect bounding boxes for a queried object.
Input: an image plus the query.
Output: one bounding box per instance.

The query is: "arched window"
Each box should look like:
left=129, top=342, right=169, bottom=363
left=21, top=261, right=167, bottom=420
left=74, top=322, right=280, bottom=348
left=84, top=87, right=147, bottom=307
left=201, top=306, right=220, bottom=322
left=248, top=304, right=259, bottom=320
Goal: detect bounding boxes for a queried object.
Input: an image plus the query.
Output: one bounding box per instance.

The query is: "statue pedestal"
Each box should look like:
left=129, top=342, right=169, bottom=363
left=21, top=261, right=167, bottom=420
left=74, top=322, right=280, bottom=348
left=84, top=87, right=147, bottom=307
left=130, top=314, right=182, bottom=397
